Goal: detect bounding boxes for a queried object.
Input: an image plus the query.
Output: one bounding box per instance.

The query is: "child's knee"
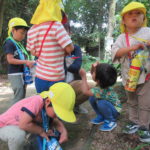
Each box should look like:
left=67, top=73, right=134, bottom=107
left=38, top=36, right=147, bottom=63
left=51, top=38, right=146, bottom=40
left=8, top=130, right=26, bottom=150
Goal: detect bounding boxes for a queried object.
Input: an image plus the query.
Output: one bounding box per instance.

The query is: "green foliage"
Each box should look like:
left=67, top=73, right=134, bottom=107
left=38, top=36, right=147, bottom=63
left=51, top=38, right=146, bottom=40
left=129, top=143, right=150, bottom=150
left=82, top=54, right=99, bottom=71
left=1, top=0, right=38, bottom=45
left=81, top=54, right=121, bottom=75
left=64, top=0, right=110, bottom=55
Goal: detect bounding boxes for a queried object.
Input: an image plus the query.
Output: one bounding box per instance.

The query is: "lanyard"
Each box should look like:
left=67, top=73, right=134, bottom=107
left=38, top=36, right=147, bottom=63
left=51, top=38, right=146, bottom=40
left=125, top=33, right=148, bottom=59
left=125, top=33, right=132, bottom=59
left=7, top=36, right=30, bottom=60
left=38, top=21, right=54, bottom=58
left=131, top=35, right=148, bottom=43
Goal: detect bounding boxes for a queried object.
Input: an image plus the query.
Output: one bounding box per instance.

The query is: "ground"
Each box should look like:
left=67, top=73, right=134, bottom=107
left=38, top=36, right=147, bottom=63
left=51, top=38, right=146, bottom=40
left=0, top=75, right=150, bottom=150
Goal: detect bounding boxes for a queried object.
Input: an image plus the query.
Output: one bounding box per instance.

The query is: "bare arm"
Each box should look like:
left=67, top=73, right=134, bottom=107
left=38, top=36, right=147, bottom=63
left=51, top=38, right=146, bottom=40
left=64, top=43, right=74, bottom=55
left=7, top=54, right=35, bottom=68
left=79, top=68, right=94, bottom=97
left=19, top=111, right=49, bottom=140
left=115, top=43, right=145, bottom=58
left=52, top=118, right=68, bottom=144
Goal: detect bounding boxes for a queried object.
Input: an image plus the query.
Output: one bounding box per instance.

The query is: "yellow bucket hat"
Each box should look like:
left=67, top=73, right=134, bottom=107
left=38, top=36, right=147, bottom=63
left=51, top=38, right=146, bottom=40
left=40, top=82, right=76, bottom=123
left=8, top=17, right=29, bottom=36
left=120, top=2, right=147, bottom=33
left=31, top=0, right=64, bottom=25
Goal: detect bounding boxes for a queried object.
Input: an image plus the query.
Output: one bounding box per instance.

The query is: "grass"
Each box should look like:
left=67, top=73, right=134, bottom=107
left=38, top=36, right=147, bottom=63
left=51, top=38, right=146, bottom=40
left=129, top=143, right=150, bottom=150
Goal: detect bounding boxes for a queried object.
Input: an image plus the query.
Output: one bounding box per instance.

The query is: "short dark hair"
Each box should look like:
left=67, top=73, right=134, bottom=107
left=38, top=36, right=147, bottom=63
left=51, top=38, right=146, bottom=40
left=95, top=63, right=117, bottom=89
left=63, top=22, right=71, bottom=33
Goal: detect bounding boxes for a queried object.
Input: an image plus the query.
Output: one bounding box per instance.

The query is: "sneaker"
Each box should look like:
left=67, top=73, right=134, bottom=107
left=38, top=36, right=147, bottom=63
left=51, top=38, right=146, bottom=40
left=123, top=122, right=139, bottom=134
left=74, top=106, right=88, bottom=114
left=99, top=120, right=117, bottom=131
left=90, top=116, right=104, bottom=125
left=138, top=127, right=150, bottom=143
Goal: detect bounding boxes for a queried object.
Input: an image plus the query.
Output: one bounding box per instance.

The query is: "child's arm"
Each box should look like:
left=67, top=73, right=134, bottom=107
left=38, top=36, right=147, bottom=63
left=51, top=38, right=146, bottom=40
left=7, top=54, right=35, bottom=68
left=52, top=118, right=68, bottom=144
left=146, top=40, right=150, bottom=47
left=115, top=43, right=145, bottom=58
left=19, top=111, right=49, bottom=140
left=79, top=68, right=94, bottom=97
left=64, top=43, right=74, bottom=55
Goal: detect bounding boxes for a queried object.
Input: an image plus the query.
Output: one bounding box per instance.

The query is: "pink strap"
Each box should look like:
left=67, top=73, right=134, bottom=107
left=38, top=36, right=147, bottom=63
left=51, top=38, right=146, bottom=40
left=38, top=21, right=54, bottom=57
left=125, top=32, right=130, bottom=47
left=125, top=32, right=131, bottom=59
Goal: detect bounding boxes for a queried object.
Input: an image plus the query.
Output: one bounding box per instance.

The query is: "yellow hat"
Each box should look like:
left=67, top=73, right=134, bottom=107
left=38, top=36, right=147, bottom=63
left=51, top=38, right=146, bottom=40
left=40, top=82, right=76, bottom=123
left=31, top=0, right=64, bottom=25
left=8, top=17, right=29, bottom=36
left=120, top=2, right=147, bottom=33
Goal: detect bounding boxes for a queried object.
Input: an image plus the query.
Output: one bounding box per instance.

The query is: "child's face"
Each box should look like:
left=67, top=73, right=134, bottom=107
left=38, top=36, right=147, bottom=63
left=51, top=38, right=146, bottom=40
left=45, top=99, right=57, bottom=118
left=12, top=28, right=27, bottom=41
left=123, top=9, right=145, bottom=31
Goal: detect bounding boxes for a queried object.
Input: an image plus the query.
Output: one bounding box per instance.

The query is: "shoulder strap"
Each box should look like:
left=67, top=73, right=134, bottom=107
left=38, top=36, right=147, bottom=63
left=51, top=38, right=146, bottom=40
left=125, top=32, right=132, bottom=59
left=8, top=37, right=25, bottom=60
left=38, top=21, right=55, bottom=58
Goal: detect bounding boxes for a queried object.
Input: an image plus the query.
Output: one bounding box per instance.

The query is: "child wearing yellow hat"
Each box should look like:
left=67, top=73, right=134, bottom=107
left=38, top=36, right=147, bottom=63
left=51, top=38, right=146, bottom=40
left=3, top=17, right=35, bottom=104
left=27, top=0, right=74, bottom=93
left=0, top=82, right=76, bottom=150
left=112, top=2, right=150, bottom=142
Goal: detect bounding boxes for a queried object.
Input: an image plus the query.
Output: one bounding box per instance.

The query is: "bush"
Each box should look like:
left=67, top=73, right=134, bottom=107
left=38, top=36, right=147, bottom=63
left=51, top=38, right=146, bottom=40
left=82, top=54, right=121, bottom=76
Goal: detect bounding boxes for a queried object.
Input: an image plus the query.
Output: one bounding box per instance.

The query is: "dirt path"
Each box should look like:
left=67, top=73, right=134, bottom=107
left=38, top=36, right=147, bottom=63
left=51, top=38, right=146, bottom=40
left=1, top=75, right=150, bottom=150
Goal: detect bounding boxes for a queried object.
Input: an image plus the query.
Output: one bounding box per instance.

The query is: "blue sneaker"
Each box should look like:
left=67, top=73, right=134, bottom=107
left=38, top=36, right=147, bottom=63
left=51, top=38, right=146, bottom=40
left=99, top=120, right=117, bottom=131
left=90, top=116, right=104, bottom=125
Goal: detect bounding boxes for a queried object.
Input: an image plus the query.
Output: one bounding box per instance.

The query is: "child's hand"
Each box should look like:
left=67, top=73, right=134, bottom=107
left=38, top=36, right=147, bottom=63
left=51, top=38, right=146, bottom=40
left=26, top=60, right=35, bottom=68
left=59, top=129, right=68, bottom=144
left=40, top=130, right=49, bottom=141
left=146, top=40, right=150, bottom=47
left=130, top=43, right=145, bottom=51
left=79, top=68, right=86, bottom=77
left=47, top=129, right=55, bottom=137
left=90, top=61, right=99, bottom=74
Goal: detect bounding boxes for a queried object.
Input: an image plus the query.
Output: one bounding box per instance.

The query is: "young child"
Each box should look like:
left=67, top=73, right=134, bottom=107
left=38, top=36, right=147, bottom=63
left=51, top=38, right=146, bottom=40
left=3, top=17, right=35, bottom=104
left=27, top=0, right=74, bottom=93
left=111, top=1, right=150, bottom=142
left=0, top=82, right=76, bottom=150
left=63, top=22, right=82, bottom=83
left=79, top=63, right=121, bottom=131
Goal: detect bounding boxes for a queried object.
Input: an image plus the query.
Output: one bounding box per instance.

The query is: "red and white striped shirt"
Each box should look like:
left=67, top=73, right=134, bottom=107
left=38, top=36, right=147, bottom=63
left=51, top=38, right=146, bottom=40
left=27, top=21, right=72, bottom=81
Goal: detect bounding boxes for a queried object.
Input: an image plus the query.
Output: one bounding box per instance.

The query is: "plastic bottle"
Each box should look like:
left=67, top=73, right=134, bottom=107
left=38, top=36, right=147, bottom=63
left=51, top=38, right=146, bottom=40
left=47, top=138, right=62, bottom=150
left=125, top=49, right=149, bottom=92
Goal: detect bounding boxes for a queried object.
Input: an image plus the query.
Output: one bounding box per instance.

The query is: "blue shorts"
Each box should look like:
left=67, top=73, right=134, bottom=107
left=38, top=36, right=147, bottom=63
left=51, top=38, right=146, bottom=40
left=35, top=77, right=64, bottom=93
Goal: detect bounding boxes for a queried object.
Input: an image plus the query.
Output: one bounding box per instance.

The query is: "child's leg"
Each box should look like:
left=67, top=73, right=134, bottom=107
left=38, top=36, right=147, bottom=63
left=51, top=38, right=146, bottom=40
left=126, top=91, right=139, bottom=124
left=89, top=96, right=104, bottom=124
left=97, top=100, right=119, bottom=121
left=89, top=96, right=101, bottom=115
left=0, top=125, right=26, bottom=150
left=137, top=80, right=150, bottom=129
left=97, top=100, right=118, bottom=131
left=8, top=75, right=26, bottom=104
left=137, top=81, right=150, bottom=143
left=35, top=77, right=64, bottom=93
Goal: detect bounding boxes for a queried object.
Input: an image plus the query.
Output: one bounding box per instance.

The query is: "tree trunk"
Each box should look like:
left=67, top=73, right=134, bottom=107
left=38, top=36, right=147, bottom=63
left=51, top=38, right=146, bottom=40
left=0, top=0, right=6, bottom=36
left=104, top=0, right=116, bottom=60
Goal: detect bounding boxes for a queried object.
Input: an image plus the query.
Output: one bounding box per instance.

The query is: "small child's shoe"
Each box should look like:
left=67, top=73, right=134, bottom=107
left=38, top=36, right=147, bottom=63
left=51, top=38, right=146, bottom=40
left=99, top=120, right=117, bottom=131
left=90, top=116, right=104, bottom=125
